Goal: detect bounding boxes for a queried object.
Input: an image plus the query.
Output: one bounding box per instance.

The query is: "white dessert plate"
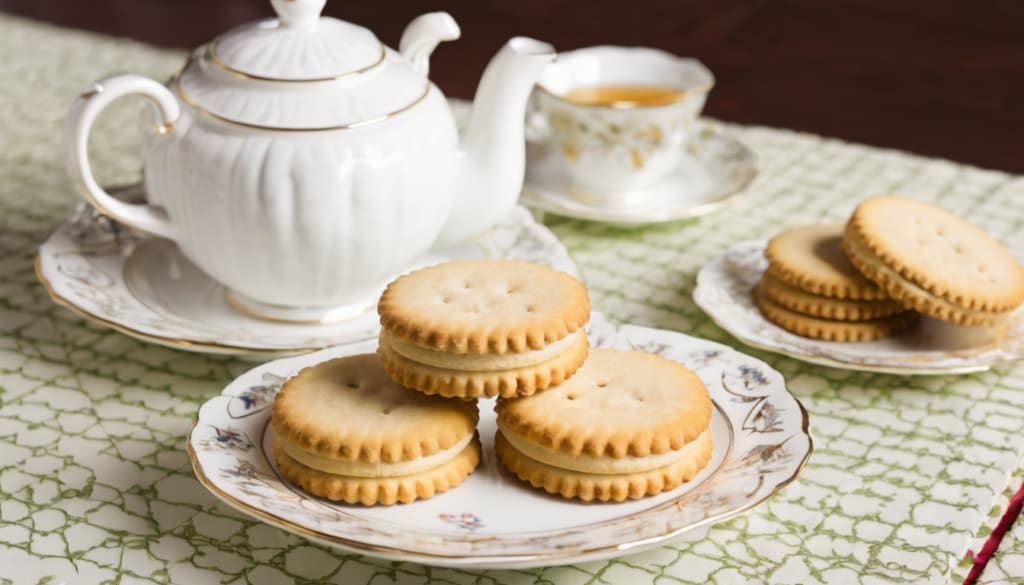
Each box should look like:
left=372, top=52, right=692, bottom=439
left=694, top=240, right=1024, bottom=375
left=36, top=189, right=579, bottom=358
left=520, top=125, right=757, bottom=225
left=187, top=317, right=811, bottom=569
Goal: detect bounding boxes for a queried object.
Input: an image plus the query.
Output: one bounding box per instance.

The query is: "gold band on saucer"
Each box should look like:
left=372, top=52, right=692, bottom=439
left=35, top=254, right=315, bottom=356
left=186, top=399, right=810, bottom=563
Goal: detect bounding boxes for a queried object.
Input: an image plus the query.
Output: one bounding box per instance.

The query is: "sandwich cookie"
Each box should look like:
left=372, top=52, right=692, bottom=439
left=272, top=354, right=480, bottom=505
left=378, top=259, right=591, bottom=399
left=757, top=222, right=914, bottom=340
left=765, top=222, right=889, bottom=301
left=844, top=195, right=1024, bottom=326
left=757, top=272, right=905, bottom=321
left=754, top=285, right=917, bottom=341
left=495, top=348, right=714, bottom=502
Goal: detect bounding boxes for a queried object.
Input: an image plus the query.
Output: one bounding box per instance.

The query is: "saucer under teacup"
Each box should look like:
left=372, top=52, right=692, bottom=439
left=37, top=186, right=580, bottom=358
left=521, top=124, right=757, bottom=225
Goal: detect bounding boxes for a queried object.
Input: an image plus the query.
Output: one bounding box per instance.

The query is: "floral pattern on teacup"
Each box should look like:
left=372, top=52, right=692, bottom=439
left=548, top=110, right=687, bottom=171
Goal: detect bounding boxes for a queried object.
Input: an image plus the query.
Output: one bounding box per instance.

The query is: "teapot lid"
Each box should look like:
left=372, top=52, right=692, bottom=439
left=174, top=0, right=434, bottom=130
left=213, top=0, right=383, bottom=81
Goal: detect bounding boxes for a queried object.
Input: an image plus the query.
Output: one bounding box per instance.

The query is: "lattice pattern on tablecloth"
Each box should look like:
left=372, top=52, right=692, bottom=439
left=957, top=465, right=1024, bottom=584
left=1, top=13, right=1024, bottom=585
left=541, top=126, right=1024, bottom=584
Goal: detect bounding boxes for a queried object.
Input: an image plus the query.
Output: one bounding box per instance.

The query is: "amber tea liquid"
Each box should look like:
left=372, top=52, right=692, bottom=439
left=561, top=84, right=686, bottom=107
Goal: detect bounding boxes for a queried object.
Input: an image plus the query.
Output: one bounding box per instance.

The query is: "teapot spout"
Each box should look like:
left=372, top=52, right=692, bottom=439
left=434, top=37, right=555, bottom=249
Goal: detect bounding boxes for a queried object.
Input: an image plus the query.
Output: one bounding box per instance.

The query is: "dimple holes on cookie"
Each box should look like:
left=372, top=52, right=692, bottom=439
left=596, top=380, right=608, bottom=388
left=525, top=305, right=536, bottom=313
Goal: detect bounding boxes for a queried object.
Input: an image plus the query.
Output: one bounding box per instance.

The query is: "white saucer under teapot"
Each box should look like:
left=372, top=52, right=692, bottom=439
left=65, top=0, right=555, bottom=323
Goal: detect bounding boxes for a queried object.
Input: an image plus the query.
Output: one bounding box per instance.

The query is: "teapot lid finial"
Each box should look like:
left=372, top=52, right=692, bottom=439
left=209, top=0, right=382, bottom=81
left=177, top=0, right=435, bottom=129
left=270, top=0, right=327, bottom=29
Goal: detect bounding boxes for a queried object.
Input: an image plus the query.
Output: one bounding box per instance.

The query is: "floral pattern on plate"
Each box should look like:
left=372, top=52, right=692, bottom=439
left=693, top=240, right=1024, bottom=374
left=187, top=316, right=811, bottom=569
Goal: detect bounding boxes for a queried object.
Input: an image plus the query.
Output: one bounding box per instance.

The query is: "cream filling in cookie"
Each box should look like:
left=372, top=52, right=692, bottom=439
left=387, top=331, right=582, bottom=372
left=846, top=239, right=1011, bottom=323
left=497, top=423, right=711, bottom=475
left=278, top=433, right=474, bottom=478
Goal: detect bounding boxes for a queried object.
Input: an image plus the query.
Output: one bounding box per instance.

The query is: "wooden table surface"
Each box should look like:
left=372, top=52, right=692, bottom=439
left=5, top=0, right=1022, bottom=173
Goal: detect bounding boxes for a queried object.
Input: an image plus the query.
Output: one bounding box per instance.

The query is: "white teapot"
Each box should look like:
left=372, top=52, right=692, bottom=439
left=65, top=0, right=554, bottom=322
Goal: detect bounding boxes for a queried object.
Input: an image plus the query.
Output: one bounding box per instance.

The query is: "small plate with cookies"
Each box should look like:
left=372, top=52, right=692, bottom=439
left=695, top=195, right=1024, bottom=374
left=188, top=259, right=811, bottom=568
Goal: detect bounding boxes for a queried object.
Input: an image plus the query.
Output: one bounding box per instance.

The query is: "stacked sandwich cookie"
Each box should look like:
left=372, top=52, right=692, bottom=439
left=271, top=354, right=480, bottom=505
left=375, top=259, right=715, bottom=501
left=754, top=196, right=1024, bottom=341
left=755, top=223, right=917, bottom=341
left=377, top=259, right=591, bottom=399
left=494, top=348, right=714, bottom=502
left=270, top=258, right=716, bottom=506
left=844, top=195, right=1024, bottom=326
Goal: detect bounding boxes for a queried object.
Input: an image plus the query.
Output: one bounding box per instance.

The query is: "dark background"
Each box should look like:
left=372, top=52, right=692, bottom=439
left=5, top=0, right=1022, bottom=172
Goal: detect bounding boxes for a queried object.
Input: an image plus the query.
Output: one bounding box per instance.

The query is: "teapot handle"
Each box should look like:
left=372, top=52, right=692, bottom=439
left=64, top=74, right=179, bottom=241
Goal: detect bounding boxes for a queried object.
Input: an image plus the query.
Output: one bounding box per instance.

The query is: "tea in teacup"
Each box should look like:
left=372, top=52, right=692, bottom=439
left=535, top=46, right=714, bottom=195
left=562, top=84, right=687, bottom=108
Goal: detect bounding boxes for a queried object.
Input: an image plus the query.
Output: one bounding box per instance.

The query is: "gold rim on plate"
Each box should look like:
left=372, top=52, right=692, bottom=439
left=186, top=397, right=811, bottom=566
left=691, top=242, right=1011, bottom=375
left=706, top=318, right=991, bottom=375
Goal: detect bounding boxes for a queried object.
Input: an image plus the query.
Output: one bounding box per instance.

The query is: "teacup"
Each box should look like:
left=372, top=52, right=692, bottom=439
left=534, top=46, right=714, bottom=195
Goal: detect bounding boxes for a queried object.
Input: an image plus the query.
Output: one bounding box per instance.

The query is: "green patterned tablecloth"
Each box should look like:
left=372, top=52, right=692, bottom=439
left=960, top=468, right=1024, bottom=583
left=2, top=13, right=1024, bottom=584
